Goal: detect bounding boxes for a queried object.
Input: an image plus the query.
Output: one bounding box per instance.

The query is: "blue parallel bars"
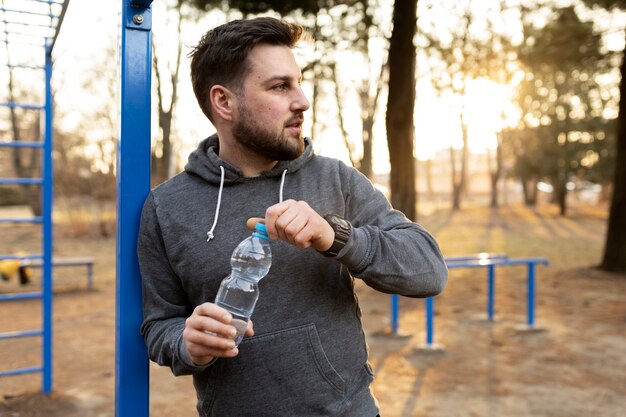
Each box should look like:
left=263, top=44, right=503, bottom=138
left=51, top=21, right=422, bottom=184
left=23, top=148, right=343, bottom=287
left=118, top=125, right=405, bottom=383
left=115, top=1, right=153, bottom=417
left=387, top=255, right=548, bottom=348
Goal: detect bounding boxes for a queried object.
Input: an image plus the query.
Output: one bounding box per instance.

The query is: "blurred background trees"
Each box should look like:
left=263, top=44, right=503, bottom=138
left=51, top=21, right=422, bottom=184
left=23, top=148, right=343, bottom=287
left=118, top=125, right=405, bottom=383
left=1, top=0, right=623, bottom=267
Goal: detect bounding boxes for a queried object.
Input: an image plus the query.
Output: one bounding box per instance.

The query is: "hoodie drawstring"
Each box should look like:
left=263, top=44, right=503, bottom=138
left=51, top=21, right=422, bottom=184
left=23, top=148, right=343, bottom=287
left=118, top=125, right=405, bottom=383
left=279, top=169, right=287, bottom=203
left=206, top=166, right=225, bottom=242
left=206, top=168, right=288, bottom=242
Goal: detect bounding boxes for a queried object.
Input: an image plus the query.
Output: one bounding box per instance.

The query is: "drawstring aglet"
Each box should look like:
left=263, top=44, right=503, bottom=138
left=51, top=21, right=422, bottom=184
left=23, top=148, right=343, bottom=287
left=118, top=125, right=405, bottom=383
left=206, top=231, right=214, bottom=242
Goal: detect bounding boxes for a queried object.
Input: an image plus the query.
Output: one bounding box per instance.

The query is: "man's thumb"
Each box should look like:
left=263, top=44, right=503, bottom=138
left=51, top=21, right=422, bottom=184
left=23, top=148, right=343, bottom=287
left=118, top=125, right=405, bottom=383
left=246, top=217, right=265, bottom=231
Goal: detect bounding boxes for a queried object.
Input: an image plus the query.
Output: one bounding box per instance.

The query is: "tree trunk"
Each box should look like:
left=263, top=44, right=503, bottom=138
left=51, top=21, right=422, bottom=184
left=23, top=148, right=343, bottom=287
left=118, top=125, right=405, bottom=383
left=488, top=134, right=503, bottom=208
left=151, top=1, right=183, bottom=186
left=6, top=58, right=42, bottom=215
left=385, top=0, right=417, bottom=220
left=522, top=178, right=537, bottom=206
left=360, top=116, right=374, bottom=179
left=461, top=123, right=469, bottom=196
left=425, top=158, right=434, bottom=200
left=331, top=62, right=357, bottom=167
left=557, top=181, right=567, bottom=216
left=600, top=39, right=626, bottom=273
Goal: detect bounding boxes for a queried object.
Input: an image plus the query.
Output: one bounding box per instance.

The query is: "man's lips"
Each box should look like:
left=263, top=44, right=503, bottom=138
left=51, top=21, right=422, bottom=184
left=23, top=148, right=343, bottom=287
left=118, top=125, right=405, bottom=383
left=285, top=118, right=304, bottom=128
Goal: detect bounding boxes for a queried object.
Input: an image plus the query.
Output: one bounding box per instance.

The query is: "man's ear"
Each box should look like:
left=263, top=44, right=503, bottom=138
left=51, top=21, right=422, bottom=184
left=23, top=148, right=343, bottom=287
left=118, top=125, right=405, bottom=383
left=210, top=85, right=235, bottom=121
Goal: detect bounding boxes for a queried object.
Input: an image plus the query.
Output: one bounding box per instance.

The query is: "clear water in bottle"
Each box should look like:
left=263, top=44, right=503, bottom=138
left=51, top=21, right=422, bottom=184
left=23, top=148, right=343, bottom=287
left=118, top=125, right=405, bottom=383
left=214, top=223, right=272, bottom=346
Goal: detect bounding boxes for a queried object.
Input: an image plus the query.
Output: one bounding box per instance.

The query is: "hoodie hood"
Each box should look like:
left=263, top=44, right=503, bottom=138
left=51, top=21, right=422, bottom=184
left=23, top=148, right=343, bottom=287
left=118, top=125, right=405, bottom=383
left=184, top=133, right=314, bottom=185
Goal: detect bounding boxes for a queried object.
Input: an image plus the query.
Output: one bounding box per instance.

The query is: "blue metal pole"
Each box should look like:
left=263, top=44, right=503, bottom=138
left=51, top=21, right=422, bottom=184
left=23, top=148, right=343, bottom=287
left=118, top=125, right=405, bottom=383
left=527, top=262, right=536, bottom=327
left=487, top=264, right=495, bottom=321
left=116, top=2, right=152, bottom=416
left=390, top=294, right=399, bottom=333
left=41, top=43, right=54, bottom=395
left=425, top=297, right=434, bottom=346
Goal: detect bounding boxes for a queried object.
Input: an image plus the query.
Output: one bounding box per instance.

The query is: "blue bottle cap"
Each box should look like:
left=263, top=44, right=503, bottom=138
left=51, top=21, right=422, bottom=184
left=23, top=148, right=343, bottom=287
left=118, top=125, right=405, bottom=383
left=253, top=223, right=269, bottom=240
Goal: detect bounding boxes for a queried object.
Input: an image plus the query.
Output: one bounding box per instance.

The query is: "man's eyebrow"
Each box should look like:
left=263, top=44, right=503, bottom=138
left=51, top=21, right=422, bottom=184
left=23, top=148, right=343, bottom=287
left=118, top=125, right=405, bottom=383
left=263, top=75, right=302, bottom=84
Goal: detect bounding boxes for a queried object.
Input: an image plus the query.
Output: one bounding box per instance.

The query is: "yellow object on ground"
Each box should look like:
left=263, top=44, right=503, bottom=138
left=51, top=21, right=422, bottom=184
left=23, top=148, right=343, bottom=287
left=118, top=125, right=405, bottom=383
left=0, top=259, right=32, bottom=285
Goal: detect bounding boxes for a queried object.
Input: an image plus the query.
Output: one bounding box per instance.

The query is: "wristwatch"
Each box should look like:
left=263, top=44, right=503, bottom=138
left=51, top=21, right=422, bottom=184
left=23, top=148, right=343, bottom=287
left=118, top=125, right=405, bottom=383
left=320, top=214, right=352, bottom=257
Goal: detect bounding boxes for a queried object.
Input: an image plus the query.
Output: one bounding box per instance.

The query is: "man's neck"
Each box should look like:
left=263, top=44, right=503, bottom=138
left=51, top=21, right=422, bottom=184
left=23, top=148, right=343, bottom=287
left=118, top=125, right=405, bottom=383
left=217, top=135, right=277, bottom=177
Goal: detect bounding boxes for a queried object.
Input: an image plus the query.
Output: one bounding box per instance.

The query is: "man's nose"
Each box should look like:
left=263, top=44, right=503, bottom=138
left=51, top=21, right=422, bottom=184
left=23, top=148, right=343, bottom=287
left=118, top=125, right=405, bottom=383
left=292, top=86, right=310, bottom=112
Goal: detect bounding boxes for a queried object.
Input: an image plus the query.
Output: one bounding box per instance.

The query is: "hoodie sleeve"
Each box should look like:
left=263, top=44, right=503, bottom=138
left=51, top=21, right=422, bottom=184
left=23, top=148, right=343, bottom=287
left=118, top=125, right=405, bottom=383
left=138, top=193, right=211, bottom=375
left=335, top=164, right=448, bottom=297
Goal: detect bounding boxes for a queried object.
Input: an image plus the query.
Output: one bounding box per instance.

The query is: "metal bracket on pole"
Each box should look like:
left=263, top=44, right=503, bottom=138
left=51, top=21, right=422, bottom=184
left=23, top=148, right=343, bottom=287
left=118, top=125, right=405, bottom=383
left=126, top=0, right=153, bottom=31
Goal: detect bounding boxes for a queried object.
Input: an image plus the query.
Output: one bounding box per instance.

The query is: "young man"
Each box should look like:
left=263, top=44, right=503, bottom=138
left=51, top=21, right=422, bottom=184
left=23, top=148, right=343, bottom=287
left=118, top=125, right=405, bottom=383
left=138, top=16, right=447, bottom=417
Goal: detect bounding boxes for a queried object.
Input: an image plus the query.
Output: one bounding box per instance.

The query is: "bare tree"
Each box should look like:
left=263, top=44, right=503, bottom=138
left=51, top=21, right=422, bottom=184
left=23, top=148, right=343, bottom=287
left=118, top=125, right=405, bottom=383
left=152, top=0, right=186, bottom=186
left=386, top=0, right=417, bottom=220
left=3, top=41, right=42, bottom=215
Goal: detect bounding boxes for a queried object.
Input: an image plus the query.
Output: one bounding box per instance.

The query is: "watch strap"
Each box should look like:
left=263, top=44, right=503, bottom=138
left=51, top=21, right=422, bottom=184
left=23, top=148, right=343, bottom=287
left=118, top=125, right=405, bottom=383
left=321, top=214, right=352, bottom=257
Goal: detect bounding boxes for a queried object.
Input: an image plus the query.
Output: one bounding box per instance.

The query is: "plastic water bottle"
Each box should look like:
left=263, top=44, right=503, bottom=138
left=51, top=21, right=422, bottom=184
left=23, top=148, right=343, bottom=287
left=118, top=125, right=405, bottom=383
left=214, top=223, right=272, bottom=346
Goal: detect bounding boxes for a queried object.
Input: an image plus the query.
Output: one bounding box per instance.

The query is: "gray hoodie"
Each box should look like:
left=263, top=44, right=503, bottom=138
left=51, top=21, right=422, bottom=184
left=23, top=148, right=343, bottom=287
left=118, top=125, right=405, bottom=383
left=138, top=134, right=447, bottom=417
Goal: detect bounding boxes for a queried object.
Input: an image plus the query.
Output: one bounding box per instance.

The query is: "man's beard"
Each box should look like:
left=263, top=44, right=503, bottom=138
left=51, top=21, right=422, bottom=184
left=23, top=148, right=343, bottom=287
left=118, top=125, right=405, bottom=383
left=232, top=102, right=305, bottom=161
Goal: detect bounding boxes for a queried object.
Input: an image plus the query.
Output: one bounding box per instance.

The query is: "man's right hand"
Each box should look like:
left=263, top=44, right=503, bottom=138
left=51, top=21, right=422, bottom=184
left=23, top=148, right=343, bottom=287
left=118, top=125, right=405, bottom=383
left=182, top=302, right=254, bottom=366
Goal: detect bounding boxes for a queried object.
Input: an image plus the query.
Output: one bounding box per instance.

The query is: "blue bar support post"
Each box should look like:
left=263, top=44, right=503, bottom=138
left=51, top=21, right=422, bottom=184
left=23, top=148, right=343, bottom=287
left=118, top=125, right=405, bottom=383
left=390, top=294, right=399, bottom=333
left=487, top=264, right=495, bottom=321
left=425, top=297, right=434, bottom=347
left=116, top=1, right=153, bottom=417
left=42, top=43, right=54, bottom=395
left=527, top=263, right=536, bottom=328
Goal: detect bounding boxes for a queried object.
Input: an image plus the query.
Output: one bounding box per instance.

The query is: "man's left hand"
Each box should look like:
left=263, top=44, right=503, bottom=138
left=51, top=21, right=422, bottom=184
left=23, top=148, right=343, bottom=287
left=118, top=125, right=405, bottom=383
left=246, top=199, right=334, bottom=252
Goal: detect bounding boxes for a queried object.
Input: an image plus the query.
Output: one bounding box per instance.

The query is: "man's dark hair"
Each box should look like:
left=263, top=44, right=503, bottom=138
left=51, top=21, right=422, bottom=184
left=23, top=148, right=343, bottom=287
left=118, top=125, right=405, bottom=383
left=189, top=17, right=306, bottom=122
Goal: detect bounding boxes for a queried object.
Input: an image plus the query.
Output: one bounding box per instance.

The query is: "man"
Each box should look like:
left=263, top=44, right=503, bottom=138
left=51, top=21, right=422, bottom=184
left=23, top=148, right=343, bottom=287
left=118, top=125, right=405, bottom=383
left=138, top=16, right=447, bottom=417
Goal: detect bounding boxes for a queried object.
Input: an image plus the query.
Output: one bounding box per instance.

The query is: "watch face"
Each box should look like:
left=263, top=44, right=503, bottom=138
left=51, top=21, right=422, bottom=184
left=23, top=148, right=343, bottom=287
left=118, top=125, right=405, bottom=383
left=332, top=216, right=350, bottom=230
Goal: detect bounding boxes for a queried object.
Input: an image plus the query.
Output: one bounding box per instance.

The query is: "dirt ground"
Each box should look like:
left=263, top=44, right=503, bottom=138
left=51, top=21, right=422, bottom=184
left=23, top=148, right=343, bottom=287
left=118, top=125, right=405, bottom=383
left=1, top=204, right=625, bottom=417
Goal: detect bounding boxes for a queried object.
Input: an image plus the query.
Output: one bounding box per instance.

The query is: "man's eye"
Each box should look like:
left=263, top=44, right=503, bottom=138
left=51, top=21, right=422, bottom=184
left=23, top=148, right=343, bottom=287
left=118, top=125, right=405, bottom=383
left=274, top=84, right=288, bottom=91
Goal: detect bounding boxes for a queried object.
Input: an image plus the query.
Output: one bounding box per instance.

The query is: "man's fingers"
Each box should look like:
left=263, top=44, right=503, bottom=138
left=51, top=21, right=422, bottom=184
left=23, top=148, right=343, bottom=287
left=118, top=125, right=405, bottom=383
left=185, top=327, right=237, bottom=350
left=245, top=319, right=255, bottom=337
left=195, top=302, right=232, bottom=323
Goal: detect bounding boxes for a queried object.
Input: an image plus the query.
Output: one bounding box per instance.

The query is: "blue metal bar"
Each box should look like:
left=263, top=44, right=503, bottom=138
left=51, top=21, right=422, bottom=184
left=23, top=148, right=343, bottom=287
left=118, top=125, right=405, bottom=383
left=42, top=43, right=54, bottom=395
left=446, top=257, right=549, bottom=269
left=425, top=297, right=434, bottom=347
left=0, top=102, right=44, bottom=110
left=487, top=264, right=495, bottom=320
left=0, top=141, right=44, bottom=147
left=0, top=7, right=60, bottom=18
left=22, top=0, right=64, bottom=5
left=445, top=253, right=508, bottom=263
left=0, top=366, right=43, bottom=378
left=2, top=20, right=57, bottom=29
left=0, top=38, right=46, bottom=47
left=0, top=329, right=43, bottom=340
left=116, top=1, right=153, bottom=416
left=0, top=178, right=44, bottom=185
left=46, top=0, right=70, bottom=54
left=0, top=29, right=54, bottom=39
left=0, top=292, right=43, bottom=301
left=0, top=217, right=43, bottom=223
left=4, top=64, right=45, bottom=69
left=390, top=294, right=399, bottom=333
left=527, top=263, right=536, bottom=327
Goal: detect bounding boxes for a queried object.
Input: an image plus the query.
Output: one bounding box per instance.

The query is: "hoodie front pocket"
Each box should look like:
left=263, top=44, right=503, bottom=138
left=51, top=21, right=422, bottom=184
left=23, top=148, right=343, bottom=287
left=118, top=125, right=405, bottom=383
left=208, top=323, right=347, bottom=417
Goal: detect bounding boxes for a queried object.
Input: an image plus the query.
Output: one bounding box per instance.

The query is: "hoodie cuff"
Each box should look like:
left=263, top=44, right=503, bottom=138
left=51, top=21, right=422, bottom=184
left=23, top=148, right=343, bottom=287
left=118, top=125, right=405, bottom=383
left=335, top=226, right=371, bottom=272
left=178, top=335, right=217, bottom=371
